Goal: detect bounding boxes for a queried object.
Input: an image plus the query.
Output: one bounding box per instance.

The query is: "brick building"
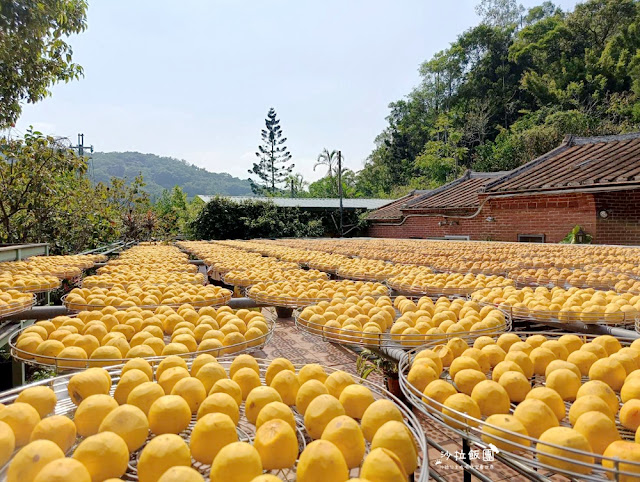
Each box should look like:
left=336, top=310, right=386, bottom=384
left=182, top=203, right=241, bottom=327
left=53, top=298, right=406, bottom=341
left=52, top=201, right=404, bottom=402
left=368, top=133, right=640, bottom=245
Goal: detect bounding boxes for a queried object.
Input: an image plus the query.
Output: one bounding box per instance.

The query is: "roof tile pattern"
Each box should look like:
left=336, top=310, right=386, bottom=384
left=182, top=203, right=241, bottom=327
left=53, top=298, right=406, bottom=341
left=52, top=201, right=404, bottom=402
left=486, top=132, right=640, bottom=194
left=406, top=172, right=506, bottom=210
left=367, top=190, right=431, bottom=220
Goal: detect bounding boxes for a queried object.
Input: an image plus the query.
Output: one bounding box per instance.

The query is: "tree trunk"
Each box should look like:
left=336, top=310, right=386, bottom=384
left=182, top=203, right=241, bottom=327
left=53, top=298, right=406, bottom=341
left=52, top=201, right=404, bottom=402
left=271, top=140, right=275, bottom=193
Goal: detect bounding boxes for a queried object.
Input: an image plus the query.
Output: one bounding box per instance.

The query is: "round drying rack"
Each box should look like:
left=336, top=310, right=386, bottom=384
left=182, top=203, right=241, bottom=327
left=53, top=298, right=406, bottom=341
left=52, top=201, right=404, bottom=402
left=399, top=330, right=640, bottom=481
left=62, top=290, right=233, bottom=312
left=477, top=301, right=640, bottom=330
left=294, top=303, right=512, bottom=350
left=9, top=317, right=275, bottom=373
left=0, top=358, right=429, bottom=481
left=386, top=280, right=491, bottom=298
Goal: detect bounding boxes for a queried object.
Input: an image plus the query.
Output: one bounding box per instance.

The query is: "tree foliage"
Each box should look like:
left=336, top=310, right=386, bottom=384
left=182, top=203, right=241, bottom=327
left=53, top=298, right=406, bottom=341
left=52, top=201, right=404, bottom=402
left=476, top=0, right=524, bottom=27
left=190, top=197, right=368, bottom=239
left=281, top=173, right=308, bottom=198
left=313, top=148, right=340, bottom=196
left=190, top=197, right=323, bottom=240
left=0, top=129, right=86, bottom=246
left=0, top=130, right=156, bottom=253
left=0, top=0, right=87, bottom=127
left=248, top=108, right=294, bottom=195
left=355, top=0, right=640, bottom=196
left=153, top=186, right=205, bottom=237
left=308, top=169, right=360, bottom=198
left=314, top=148, right=339, bottom=178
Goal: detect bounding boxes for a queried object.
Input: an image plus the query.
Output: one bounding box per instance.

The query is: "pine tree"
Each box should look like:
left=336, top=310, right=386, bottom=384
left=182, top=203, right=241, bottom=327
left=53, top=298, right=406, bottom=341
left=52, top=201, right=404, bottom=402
left=248, top=108, right=294, bottom=195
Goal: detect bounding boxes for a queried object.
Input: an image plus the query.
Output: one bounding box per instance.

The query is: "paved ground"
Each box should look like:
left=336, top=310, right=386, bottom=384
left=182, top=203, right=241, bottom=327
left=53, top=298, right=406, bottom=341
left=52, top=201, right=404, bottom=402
left=255, top=309, right=541, bottom=481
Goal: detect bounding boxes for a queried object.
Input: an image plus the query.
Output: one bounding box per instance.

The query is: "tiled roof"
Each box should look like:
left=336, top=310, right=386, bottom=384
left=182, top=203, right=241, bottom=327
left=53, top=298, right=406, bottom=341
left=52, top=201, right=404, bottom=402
left=197, top=195, right=389, bottom=210
left=485, top=132, right=640, bottom=194
left=404, top=171, right=508, bottom=210
left=367, top=190, right=432, bottom=220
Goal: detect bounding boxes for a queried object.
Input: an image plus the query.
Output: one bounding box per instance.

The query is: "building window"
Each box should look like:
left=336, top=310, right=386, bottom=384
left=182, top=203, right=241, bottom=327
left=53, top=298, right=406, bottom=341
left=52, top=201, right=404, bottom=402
left=518, top=234, right=545, bottom=243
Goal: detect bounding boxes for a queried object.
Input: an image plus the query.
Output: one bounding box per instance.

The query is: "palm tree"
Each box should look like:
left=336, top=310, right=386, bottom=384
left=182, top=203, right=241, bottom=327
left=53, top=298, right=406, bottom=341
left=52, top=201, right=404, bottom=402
left=314, top=149, right=340, bottom=178
left=285, top=173, right=308, bottom=198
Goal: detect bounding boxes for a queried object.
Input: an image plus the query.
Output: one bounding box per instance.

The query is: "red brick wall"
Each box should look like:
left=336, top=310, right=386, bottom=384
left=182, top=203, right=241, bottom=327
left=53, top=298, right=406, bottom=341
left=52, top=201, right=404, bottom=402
left=594, top=189, right=640, bottom=245
left=368, top=214, right=484, bottom=239
left=484, top=193, right=597, bottom=243
left=368, top=193, right=599, bottom=243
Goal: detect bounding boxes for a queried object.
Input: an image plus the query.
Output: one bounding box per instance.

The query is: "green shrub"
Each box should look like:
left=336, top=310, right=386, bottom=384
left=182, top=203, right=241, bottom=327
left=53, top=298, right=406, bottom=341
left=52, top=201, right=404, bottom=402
left=190, top=197, right=323, bottom=239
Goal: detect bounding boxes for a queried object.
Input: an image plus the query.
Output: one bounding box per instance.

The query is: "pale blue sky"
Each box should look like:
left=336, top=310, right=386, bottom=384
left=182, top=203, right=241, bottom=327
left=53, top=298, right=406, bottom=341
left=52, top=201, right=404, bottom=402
left=15, top=0, right=578, bottom=182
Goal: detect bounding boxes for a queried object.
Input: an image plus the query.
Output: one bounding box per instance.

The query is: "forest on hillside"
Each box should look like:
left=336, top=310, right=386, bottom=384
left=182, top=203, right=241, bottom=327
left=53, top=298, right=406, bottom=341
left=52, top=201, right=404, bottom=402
left=352, top=0, right=640, bottom=198
left=91, top=151, right=252, bottom=199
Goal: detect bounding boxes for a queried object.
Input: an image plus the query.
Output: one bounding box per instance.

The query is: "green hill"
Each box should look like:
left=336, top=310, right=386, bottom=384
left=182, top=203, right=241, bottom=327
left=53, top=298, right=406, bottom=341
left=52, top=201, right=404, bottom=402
left=89, top=151, right=252, bottom=199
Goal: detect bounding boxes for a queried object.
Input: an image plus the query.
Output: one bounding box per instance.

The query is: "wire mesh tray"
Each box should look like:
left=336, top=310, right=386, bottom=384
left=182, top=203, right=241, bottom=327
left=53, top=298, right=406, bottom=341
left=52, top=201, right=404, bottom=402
left=304, top=262, right=339, bottom=274
left=466, top=268, right=509, bottom=277
left=399, top=331, right=640, bottom=481
left=222, top=272, right=329, bottom=289
left=62, top=290, right=233, bottom=312
left=246, top=280, right=391, bottom=309
left=478, top=301, right=640, bottom=328
left=81, top=277, right=207, bottom=290
left=43, top=266, right=84, bottom=279
left=246, top=292, right=342, bottom=309
left=334, top=270, right=398, bottom=282
left=387, top=280, right=484, bottom=297
left=208, top=262, right=300, bottom=279
left=0, top=297, right=35, bottom=319
left=9, top=316, right=275, bottom=372
left=4, top=280, right=61, bottom=293
left=247, top=290, right=391, bottom=309
left=294, top=311, right=511, bottom=349
left=97, top=265, right=199, bottom=275
left=0, top=358, right=429, bottom=481
left=507, top=272, right=621, bottom=291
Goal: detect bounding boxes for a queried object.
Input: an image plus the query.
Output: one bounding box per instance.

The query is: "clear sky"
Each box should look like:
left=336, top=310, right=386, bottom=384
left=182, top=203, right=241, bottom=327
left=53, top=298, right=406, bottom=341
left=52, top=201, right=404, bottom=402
left=15, top=0, right=578, bottom=183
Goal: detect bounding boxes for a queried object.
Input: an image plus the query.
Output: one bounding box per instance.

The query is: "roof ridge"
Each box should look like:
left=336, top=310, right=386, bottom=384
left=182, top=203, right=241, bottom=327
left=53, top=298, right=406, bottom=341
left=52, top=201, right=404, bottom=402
left=469, top=170, right=512, bottom=178
left=570, top=131, right=640, bottom=145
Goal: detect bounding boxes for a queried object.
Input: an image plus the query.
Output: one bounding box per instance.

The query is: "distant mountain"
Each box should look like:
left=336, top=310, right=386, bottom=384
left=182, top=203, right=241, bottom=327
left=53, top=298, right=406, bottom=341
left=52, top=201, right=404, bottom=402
left=90, top=151, right=253, bottom=199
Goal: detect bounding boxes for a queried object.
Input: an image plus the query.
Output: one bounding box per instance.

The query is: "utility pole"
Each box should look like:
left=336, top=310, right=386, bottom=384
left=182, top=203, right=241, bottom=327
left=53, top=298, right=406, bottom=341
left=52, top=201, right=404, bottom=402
left=338, top=150, right=343, bottom=237
left=71, top=133, right=93, bottom=157
left=71, top=133, right=95, bottom=179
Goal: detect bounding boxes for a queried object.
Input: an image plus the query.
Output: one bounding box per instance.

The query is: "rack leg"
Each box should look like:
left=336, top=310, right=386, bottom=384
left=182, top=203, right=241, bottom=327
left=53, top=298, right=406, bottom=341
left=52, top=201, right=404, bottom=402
left=275, top=307, right=294, bottom=319
left=463, top=437, right=472, bottom=482
left=11, top=358, right=24, bottom=388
